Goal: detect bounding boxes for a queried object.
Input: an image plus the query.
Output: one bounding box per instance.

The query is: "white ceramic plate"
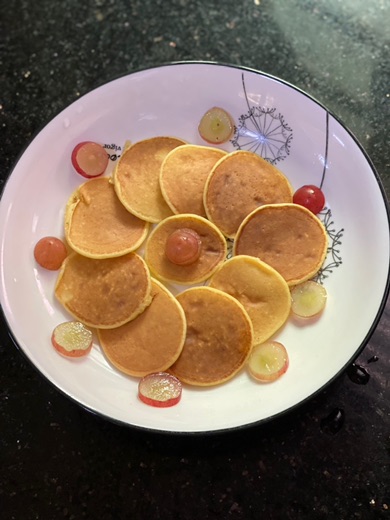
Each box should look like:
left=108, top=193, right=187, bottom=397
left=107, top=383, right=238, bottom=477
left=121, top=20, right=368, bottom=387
left=1, top=62, right=389, bottom=433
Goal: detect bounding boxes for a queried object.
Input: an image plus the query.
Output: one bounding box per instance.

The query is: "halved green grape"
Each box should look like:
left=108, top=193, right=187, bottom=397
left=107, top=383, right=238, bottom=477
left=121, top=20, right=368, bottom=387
left=248, top=341, right=289, bottom=383
left=291, top=280, right=327, bottom=318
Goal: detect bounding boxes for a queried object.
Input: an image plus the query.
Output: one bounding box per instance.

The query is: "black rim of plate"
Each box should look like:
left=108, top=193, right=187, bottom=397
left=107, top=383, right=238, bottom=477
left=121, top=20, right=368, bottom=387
left=1, top=60, right=389, bottom=435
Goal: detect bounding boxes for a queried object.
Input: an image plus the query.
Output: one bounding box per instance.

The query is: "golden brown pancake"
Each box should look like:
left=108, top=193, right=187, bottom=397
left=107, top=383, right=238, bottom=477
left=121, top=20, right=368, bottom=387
left=65, top=177, right=149, bottom=258
left=160, top=144, right=227, bottom=217
left=204, top=150, right=293, bottom=237
left=55, top=252, right=152, bottom=329
left=113, top=137, right=186, bottom=223
left=234, top=203, right=328, bottom=286
left=209, top=255, right=291, bottom=345
left=98, top=279, right=186, bottom=377
left=169, top=287, right=253, bottom=386
left=144, top=214, right=227, bottom=285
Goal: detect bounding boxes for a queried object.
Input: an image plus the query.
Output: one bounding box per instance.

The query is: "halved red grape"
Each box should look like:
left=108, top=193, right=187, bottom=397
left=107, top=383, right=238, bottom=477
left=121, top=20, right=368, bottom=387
left=293, top=185, right=325, bottom=214
left=34, top=236, right=67, bottom=270
left=71, top=141, right=109, bottom=178
left=138, top=372, right=182, bottom=407
left=165, top=228, right=202, bottom=266
left=51, top=321, right=93, bottom=357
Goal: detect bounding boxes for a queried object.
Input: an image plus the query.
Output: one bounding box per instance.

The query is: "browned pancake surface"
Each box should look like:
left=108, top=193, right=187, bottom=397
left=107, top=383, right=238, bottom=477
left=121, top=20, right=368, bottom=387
left=55, top=252, right=152, bottom=328
left=234, top=203, right=328, bottom=285
left=98, top=279, right=186, bottom=377
left=160, top=144, right=226, bottom=217
left=204, top=150, right=293, bottom=237
left=145, top=214, right=227, bottom=284
left=65, top=177, right=149, bottom=258
left=169, top=287, right=253, bottom=386
left=113, top=137, right=186, bottom=223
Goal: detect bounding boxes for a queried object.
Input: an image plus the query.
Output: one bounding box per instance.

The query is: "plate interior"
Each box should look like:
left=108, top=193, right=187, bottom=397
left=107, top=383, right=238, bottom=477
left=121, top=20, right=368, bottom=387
left=1, top=63, right=389, bottom=433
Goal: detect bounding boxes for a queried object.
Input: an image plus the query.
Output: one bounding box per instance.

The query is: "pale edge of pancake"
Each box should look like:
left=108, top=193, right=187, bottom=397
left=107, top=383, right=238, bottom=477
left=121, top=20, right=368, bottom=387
left=64, top=177, right=150, bottom=259
left=208, top=254, right=292, bottom=345
left=159, top=144, right=227, bottom=215
left=111, top=137, right=187, bottom=224
left=233, top=203, right=329, bottom=286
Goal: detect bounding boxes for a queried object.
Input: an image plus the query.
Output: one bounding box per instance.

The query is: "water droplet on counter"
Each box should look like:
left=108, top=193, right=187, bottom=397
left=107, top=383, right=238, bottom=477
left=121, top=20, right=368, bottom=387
left=347, top=363, right=370, bottom=385
left=63, top=118, right=71, bottom=128
left=367, top=355, right=379, bottom=364
left=320, top=408, right=345, bottom=434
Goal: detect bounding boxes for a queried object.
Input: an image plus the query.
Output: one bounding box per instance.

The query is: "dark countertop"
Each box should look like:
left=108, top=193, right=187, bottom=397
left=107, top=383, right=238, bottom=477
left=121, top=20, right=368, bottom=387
left=1, top=1, right=389, bottom=519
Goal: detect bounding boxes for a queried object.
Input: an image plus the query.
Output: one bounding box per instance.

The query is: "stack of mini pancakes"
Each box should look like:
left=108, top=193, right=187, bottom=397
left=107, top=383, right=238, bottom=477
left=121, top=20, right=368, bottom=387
left=55, top=137, right=328, bottom=386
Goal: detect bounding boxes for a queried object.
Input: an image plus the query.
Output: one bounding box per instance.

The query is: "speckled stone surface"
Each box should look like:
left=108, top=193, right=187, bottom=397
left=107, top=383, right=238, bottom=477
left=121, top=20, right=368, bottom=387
left=1, top=1, right=389, bottom=519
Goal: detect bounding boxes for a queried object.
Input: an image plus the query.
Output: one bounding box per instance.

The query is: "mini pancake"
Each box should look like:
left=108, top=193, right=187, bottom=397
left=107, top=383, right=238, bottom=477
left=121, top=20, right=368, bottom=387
left=98, top=279, right=186, bottom=377
left=204, top=150, right=293, bottom=237
left=160, top=144, right=227, bottom=217
left=65, top=177, right=149, bottom=258
left=209, top=255, right=291, bottom=345
left=169, top=287, right=253, bottom=386
left=113, top=136, right=186, bottom=223
left=55, top=252, right=152, bottom=329
left=144, top=214, right=227, bottom=285
left=234, top=203, right=328, bottom=286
